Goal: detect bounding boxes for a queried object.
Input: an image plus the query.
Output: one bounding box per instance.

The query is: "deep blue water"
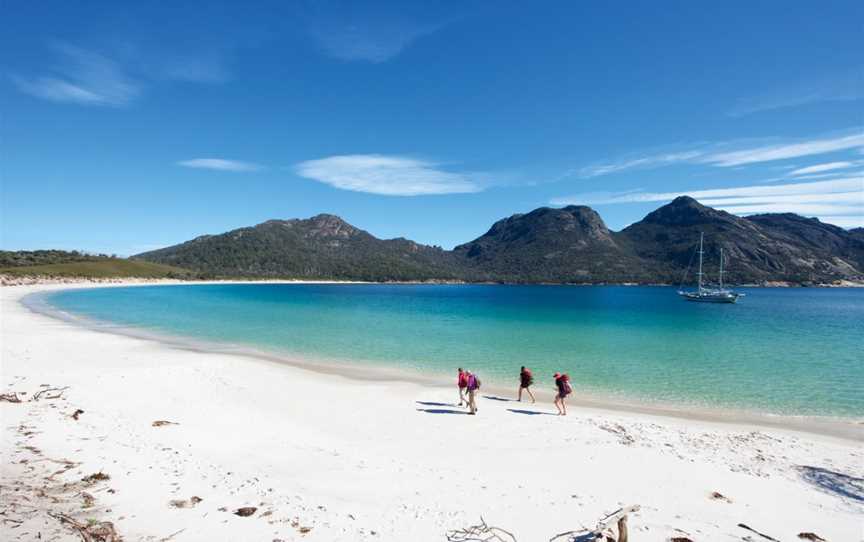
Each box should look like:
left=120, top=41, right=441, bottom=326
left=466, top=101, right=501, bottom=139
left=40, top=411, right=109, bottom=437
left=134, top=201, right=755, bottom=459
left=44, top=284, right=864, bottom=418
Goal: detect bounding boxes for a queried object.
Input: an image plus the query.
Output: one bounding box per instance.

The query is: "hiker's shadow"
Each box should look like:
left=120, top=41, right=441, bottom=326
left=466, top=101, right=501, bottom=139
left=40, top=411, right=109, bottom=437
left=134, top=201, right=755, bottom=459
left=416, top=408, right=470, bottom=415
left=797, top=465, right=864, bottom=503
left=415, top=401, right=469, bottom=414
left=560, top=534, right=597, bottom=542
left=507, top=408, right=555, bottom=416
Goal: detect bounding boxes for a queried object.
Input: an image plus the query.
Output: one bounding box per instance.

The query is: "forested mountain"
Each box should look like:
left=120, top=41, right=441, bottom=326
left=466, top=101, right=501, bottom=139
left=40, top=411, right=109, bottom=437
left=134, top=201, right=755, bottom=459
left=617, top=197, right=864, bottom=284
left=136, top=214, right=472, bottom=281
left=135, top=198, right=864, bottom=285
left=452, top=206, right=657, bottom=282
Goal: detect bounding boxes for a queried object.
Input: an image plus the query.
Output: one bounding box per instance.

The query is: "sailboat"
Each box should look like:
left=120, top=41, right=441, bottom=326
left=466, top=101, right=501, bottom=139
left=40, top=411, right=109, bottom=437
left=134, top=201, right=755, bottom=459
left=678, top=233, right=743, bottom=303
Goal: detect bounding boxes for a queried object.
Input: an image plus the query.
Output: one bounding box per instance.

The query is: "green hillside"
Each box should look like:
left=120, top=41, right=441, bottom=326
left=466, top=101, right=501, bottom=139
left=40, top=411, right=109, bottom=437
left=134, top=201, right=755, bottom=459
left=0, top=258, right=197, bottom=279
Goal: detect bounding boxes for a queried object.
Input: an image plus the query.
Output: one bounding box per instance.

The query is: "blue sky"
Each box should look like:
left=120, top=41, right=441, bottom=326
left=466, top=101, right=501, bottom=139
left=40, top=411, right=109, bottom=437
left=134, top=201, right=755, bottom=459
left=2, top=1, right=862, bottom=255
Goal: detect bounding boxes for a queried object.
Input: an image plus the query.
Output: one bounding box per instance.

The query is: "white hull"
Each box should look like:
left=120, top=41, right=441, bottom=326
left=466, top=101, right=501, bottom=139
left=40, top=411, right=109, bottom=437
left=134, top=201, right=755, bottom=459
left=679, top=291, right=740, bottom=303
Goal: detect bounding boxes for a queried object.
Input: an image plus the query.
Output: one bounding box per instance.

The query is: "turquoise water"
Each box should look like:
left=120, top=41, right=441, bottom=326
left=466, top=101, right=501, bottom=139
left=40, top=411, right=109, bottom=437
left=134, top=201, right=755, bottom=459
left=42, top=284, right=864, bottom=417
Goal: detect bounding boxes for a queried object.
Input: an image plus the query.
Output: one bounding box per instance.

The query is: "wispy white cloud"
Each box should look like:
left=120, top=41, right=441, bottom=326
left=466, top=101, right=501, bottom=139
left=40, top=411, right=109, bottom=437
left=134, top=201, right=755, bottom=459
left=789, top=161, right=858, bottom=176
left=295, top=154, right=483, bottom=196
left=716, top=203, right=863, bottom=216
left=12, top=43, right=139, bottom=106
left=578, top=151, right=704, bottom=178
left=156, top=55, right=229, bottom=83
left=699, top=191, right=864, bottom=207
left=302, top=3, right=451, bottom=63
left=702, top=133, right=864, bottom=167
left=12, top=41, right=230, bottom=106
left=820, top=216, right=864, bottom=229
left=552, top=177, right=862, bottom=205
left=728, top=68, right=863, bottom=117
left=551, top=177, right=864, bottom=229
left=178, top=158, right=263, bottom=172
left=576, top=131, right=864, bottom=178
left=309, top=21, right=440, bottom=63
left=11, top=77, right=105, bottom=105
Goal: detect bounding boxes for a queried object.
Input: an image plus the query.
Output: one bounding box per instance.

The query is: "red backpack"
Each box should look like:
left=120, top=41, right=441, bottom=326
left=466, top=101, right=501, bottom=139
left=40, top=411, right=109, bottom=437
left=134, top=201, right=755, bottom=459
left=561, top=374, right=572, bottom=395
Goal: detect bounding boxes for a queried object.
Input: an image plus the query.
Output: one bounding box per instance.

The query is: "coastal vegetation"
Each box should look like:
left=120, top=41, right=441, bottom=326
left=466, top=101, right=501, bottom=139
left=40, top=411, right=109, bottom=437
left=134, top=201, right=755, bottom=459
left=0, top=258, right=197, bottom=279
left=0, top=250, right=114, bottom=268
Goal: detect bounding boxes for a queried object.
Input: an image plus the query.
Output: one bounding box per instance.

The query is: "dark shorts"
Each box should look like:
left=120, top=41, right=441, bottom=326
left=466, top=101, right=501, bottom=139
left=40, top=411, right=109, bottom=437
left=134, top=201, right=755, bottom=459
left=557, top=391, right=570, bottom=399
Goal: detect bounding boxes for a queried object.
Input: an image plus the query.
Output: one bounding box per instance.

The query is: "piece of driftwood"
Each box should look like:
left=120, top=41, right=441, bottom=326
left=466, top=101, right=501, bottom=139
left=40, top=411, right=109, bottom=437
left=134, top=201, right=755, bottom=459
left=49, top=512, right=122, bottom=542
left=738, top=523, right=780, bottom=542
left=709, top=491, right=732, bottom=503
left=617, top=515, right=628, bottom=542
left=0, top=392, right=23, bottom=403
left=234, top=507, right=257, bottom=517
left=72, top=409, right=85, bottom=420
left=797, top=533, right=826, bottom=541
left=446, top=516, right=517, bottom=542
left=82, top=472, right=111, bottom=484
left=152, top=420, right=178, bottom=427
left=169, top=496, right=202, bottom=509
left=159, top=528, right=186, bottom=542
left=32, top=386, right=69, bottom=401
left=550, top=505, right=640, bottom=542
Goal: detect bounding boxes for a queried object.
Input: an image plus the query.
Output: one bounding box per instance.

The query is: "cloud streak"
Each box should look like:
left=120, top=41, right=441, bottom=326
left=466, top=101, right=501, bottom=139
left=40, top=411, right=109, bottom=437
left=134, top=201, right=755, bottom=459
left=12, top=44, right=139, bottom=106
left=551, top=176, right=864, bottom=229
left=13, top=42, right=230, bottom=106
left=178, top=158, right=263, bottom=172
left=303, top=5, right=443, bottom=63
left=577, top=131, right=864, bottom=178
left=295, top=154, right=483, bottom=196
left=789, top=161, right=859, bottom=177
left=728, top=68, right=864, bottom=117
left=578, top=151, right=704, bottom=178
left=702, top=133, right=864, bottom=167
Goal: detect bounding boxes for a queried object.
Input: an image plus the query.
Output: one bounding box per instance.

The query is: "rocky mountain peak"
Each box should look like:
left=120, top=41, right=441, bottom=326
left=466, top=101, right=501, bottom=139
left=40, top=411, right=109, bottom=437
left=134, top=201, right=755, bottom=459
left=302, top=214, right=359, bottom=239
left=642, top=196, right=729, bottom=226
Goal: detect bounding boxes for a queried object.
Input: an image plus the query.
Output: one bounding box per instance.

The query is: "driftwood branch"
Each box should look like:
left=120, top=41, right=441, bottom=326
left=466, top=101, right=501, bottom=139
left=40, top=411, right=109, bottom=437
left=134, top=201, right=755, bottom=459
left=738, top=523, right=780, bottom=542
left=32, top=386, right=70, bottom=401
left=446, top=516, right=517, bottom=542
left=549, top=505, right=640, bottom=542
left=0, top=392, right=23, bottom=403
left=48, top=512, right=122, bottom=542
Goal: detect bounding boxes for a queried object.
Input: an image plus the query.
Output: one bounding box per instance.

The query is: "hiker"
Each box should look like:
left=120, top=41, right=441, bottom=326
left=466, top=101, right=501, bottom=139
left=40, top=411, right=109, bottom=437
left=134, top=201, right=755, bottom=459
left=457, top=368, right=469, bottom=406
left=518, top=366, right=536, bottom=403
left=553, top=372, right=572, bottom=416
left=466, top=371, right=481, bottom=415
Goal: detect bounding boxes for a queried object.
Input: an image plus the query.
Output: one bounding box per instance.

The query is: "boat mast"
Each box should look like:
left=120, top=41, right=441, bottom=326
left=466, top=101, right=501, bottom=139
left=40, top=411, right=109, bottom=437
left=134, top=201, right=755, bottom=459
left=697, top=232, right=704, bottom=292
left=719, top=247, right=724, bottom=290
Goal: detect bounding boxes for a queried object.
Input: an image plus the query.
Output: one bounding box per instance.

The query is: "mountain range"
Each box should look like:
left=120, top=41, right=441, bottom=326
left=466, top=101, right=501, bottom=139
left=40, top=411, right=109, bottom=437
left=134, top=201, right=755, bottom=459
left=135, top=197, right=864, bottom=285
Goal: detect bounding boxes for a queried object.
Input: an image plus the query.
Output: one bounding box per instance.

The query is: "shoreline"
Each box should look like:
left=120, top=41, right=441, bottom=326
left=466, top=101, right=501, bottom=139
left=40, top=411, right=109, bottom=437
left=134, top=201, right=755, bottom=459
left=3, top=274, right=864, bottom=288
left=2, top=280, right=862, bottom=541
left=20, top=281, right=864, bottom=442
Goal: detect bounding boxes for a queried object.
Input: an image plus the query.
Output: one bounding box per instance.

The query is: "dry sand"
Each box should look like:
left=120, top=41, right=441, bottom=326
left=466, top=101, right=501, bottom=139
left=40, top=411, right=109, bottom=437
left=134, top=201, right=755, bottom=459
left=1, top=283, right=862, bottom=541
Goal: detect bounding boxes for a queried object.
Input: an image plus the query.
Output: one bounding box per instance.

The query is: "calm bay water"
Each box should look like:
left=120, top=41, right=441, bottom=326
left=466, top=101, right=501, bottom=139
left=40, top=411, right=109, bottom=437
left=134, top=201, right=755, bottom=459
left=43, top=284, right=864, bottom=418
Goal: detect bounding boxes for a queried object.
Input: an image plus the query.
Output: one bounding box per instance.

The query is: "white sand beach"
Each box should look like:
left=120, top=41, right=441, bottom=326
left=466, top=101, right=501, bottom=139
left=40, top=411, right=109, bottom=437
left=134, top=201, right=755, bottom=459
left=2, top=283, right=862, bottom=541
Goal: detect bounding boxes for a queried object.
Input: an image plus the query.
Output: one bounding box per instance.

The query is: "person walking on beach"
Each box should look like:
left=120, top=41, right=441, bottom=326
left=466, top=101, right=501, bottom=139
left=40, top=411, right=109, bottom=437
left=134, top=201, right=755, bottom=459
left=466, top=371, right=481, bottom=415
left=518, top=366, right=536, bottom=403
left=457, top=368, right=469, bottom=406
left=553, top=372, right=572, bottom=416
